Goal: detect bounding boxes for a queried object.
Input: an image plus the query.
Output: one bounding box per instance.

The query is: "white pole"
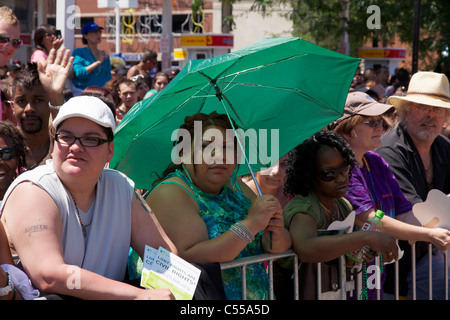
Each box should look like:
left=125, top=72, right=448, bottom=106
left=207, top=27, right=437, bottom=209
left=56, top=0, right=76, bottom=53
left=115, top=0, right=121, bottom=54
left=161, top=0, right=173, bottom=70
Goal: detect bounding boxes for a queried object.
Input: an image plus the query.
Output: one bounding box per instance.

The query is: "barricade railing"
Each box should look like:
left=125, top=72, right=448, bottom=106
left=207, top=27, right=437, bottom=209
left=220, top=241, right=449, bottom=300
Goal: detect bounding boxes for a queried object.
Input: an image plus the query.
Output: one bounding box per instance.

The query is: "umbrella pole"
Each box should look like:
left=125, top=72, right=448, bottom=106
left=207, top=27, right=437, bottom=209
left=220, top=99, right=273, bottom=249
left=234, top=128, right=273, bottom=250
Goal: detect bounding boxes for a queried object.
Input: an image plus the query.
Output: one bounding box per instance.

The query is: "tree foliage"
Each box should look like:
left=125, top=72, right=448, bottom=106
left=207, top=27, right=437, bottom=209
left=240, top=0, right=450, bottom=70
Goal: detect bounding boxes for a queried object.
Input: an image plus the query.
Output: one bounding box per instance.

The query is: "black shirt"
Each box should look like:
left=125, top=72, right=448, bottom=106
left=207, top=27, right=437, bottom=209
left=375, top=122, right=450, bottom=296
left=376, top=122, right=450, bottom=205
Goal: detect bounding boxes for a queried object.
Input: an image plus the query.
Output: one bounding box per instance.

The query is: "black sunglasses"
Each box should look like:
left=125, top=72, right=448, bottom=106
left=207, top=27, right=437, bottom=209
left=318, top=164, right=350, bottom=182
left=55, top=133, right=110, bottom=147
left=0, top=34, right=23, bottom=48
left=0, top=147, right=17, bottom=161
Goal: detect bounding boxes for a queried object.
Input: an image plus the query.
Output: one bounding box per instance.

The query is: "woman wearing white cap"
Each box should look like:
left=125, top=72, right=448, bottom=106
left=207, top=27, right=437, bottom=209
left=71, top=22, right=112, bottom=96
left=332, top=90, right=450, bottom=300
left=0, top=96, right=177, bottom=300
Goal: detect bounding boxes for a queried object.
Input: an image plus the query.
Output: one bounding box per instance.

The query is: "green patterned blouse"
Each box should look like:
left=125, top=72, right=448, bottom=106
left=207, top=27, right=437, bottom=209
left=152, top=168, right=270, bottom=300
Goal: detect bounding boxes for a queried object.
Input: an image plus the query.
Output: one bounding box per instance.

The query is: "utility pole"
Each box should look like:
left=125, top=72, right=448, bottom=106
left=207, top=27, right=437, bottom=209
left=412, top=0, right=421, bottom=74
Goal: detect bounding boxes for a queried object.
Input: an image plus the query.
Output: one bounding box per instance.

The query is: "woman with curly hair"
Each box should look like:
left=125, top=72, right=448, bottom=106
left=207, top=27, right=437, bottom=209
left=0, top=120, right=26, bottom=200
left=0, top=122, right=32, bottom=301
left=274, top=130, right=397, bottom=300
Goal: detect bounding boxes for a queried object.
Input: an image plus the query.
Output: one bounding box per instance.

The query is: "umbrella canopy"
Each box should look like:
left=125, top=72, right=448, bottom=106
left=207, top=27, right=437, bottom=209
left=110, top=37, right=360, bottom=190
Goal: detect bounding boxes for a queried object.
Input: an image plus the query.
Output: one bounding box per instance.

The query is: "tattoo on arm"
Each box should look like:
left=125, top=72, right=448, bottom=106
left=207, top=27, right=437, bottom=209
left=134, top=189, right=154, bottom=214
left=24, top=224, right=48, bottom=237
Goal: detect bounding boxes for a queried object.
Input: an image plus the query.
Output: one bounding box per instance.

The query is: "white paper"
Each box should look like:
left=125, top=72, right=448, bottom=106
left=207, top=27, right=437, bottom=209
left=141, top=246, right=201, bottom=300
left=327, top=211, right=355, bottom=233
left=412, top=189, right=450, bottom=229
left=140, top=245, right=158, bottom=287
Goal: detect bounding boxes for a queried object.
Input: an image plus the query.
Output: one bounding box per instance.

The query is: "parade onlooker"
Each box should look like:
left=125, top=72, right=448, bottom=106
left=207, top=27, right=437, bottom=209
left=0, top=79, right=16, bottom=125
left=12, top=48, right=72, bottom=169
left=144, top=71, right=169, bottom=99
left=332, top=91, right=450, bottom=299
left=385, top=68, right=410, bottom=97
left=126, top=50, right=157, bottom=79
left=274, top=130, right=398, bottom=300
left=0, top=120, right=26, bottom=201
left=30, top=24, right=63, bottom=64
left=0, top=6, right=21, bottom=122
left=115, top=79, right=138, bottom=124
left=245, top=153, right=292, bottom=209
left=376, top=71, right=450, bottom=299
left=145, top=112, right=291, bottom=299
left=0, top=96, right=177, bottom=300
left=130, top=75, right=151, bottom=101
left=71, top=22, right=111, bottom=95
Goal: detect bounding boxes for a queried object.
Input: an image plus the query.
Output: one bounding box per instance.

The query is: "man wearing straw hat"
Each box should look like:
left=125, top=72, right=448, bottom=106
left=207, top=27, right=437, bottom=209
left=377, top=71, right=450, bottom=300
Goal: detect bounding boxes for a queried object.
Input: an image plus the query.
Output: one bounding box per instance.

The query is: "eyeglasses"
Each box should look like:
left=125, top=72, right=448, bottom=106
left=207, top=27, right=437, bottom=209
left=55, top=133, right=110, bottom=147
left=362, top=118, right=384, bottom=128
left=318, top=164, right=350, bottom=182
left=0, top=34, right=23, bottom=48
left=0, top=147, right=17, bottom=161
left=412, top=104, right=446, bottom=117
left=44, top=33, right=55, bottom=38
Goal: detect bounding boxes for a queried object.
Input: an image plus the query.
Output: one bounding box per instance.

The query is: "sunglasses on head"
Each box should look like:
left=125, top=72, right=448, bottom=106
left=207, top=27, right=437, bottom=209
left=318, top=164, right=350, bottom=182
left=0, top=34, right=23, bottom=48
left=0, top=147, right=17, bottom=161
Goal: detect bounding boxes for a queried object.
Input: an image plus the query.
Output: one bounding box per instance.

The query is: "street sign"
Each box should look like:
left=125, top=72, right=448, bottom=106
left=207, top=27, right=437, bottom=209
left=160, top=34, right=170, bottom=53
left=180, top=34, right=234, bottom=48
left=358, top=48, right=406, bottom=60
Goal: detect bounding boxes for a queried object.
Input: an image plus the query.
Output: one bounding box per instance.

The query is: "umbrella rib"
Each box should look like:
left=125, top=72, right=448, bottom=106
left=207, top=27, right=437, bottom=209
left=221, top=81, right=335, bottom=112
left=197, top=70, right=248, bottom=129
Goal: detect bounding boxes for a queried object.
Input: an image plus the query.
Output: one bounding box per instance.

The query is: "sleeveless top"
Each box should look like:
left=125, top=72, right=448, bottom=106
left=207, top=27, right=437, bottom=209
left=151, top=168, right=270, bottom=300
left=1, top=160, right=134, bottom=281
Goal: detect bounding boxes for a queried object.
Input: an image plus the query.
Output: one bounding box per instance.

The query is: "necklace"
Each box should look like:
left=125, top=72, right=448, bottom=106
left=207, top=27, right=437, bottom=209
left=319, top=201, right=339, bottom=225
left=72, top=197, right=93, bottom=237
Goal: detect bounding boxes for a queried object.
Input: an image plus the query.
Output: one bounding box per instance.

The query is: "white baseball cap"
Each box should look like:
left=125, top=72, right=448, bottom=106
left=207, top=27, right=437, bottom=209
left=53, top=96, right=116, bottom=133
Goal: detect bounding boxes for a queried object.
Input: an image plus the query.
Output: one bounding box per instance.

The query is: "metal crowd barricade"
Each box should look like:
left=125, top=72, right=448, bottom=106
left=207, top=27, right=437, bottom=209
left=220, top=243, right=449, bottom=300
left=220, top=249, right=360, bottom=300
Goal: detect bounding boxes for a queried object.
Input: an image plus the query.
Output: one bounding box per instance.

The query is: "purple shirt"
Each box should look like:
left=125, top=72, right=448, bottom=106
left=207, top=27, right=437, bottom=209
left=346, top=151, right=412, bottom=218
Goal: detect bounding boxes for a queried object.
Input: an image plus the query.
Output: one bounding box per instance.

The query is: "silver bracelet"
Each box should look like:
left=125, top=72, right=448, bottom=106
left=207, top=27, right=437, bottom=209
left=230, top=221, right=255, bottom=244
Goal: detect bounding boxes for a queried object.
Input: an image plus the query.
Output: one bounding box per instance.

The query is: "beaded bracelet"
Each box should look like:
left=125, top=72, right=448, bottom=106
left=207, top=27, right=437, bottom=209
left=230, top=221, right=255, bottom=244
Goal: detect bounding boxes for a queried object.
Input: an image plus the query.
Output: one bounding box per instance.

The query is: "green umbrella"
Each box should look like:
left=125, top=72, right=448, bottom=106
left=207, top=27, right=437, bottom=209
left=110, top=37, right=360, bottom=191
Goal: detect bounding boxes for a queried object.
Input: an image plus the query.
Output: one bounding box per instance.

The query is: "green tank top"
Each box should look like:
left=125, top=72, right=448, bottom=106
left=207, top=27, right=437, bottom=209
left=153, top=168, right=270, bottom=300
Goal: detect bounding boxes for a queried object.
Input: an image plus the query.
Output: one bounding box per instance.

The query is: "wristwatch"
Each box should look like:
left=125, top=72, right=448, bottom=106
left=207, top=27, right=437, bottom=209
left=0, top=271, right=14, bottom=296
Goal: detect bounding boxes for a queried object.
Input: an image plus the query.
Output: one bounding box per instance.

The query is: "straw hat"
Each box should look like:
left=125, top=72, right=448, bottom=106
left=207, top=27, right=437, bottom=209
left=387, top=71, right=450, bottom=109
